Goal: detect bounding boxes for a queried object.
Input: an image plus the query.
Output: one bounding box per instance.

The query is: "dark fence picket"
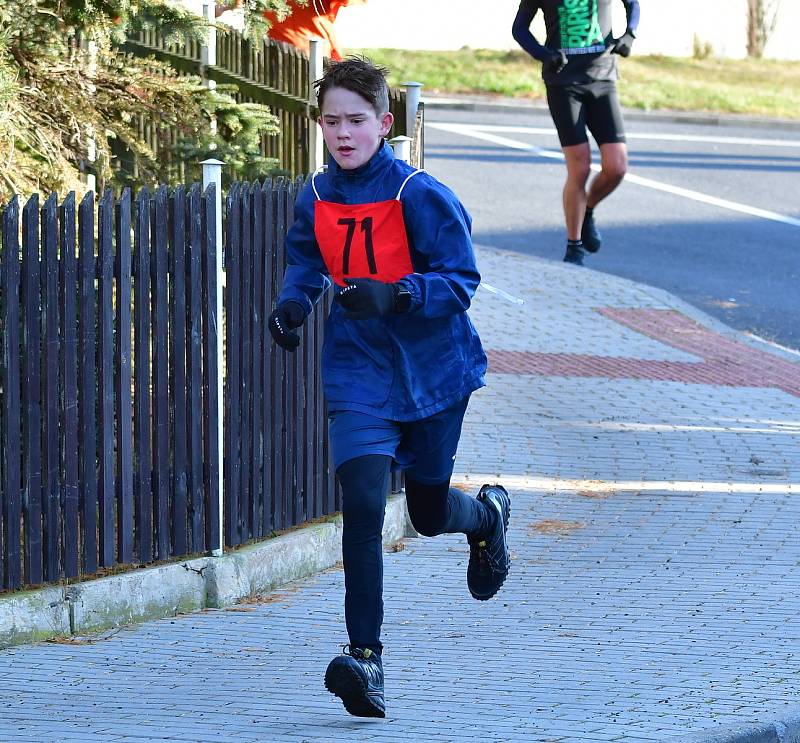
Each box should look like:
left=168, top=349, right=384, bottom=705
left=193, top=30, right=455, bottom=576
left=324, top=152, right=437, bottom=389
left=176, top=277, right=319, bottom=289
left=308, top=174, right=327, bottom=519
left=320, top=292, right=336, bottom=515
left=169, top=186, right=188, bottom=556
left=42, top=194, right=61, bottom=581
left=151, top=187, right=170, bottom=560
left=286, top=183, right=305, bottom=527
left=249, top=182, right=264, bottom=541
left=78, top=192, right=98, bottom=575
left=276, top=180, right=301, bottom=527
left=298, top=180, right=316, bottom=521
left=309, top=279, right=322, bottom=521
left=21, top=195, right=43, bottom=585
left=2, top=198, right=22, bottom=589
left=186, top=186, right=204, bottom=552
left=238, top=185, right=252, bottom=541
left=302, top=293, right=313, bottom=521
left=116, top=190, right=134, bottom=565
left=224, top=184, right=242, bottom=546
left=98, top=190, right=115, bottom=568
left=60, top=193, right=80, bottom=579
left=262, top=180, right=284, bottom=533
left=201, top=185, right=220, bottom=552
left=260, top=181, right=275, bottom=536
left=272, top=181, right=288, bottom=532
left=390, top=88, right=405, bottom=137
left=313, top=289, right=325, bottom=519
left=134, top=188, right=153, bottom=564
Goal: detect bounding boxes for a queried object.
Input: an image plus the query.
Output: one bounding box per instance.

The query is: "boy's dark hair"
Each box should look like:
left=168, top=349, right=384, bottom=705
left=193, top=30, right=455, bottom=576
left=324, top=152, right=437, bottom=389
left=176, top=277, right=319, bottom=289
left=314, top=56, right=390, bottom=117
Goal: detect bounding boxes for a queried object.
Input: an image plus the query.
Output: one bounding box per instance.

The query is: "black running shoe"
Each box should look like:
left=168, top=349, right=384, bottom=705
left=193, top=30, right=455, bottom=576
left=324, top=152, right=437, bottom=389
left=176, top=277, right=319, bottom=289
left=324, top=646, right=385, bottom=718
left=467, top=484, right=511, bottom=601
left=581, top=211, right=602, bottom=253
left=563, top=244, right=585, bottom=265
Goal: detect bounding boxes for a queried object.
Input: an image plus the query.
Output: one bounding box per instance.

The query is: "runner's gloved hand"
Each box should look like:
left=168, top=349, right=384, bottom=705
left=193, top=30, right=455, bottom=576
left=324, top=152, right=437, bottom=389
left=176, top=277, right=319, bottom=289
left=542, top=48, right=568, bottom=74
left=611, top=30, right=635, bottom=57
left=335, top=278, right=399, bottom=320
left=268, top=300, right=307, bottom=351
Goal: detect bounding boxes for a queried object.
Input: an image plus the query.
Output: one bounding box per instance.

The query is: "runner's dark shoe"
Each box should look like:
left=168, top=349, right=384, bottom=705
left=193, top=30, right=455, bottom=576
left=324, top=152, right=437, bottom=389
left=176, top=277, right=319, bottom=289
left=581, top=210, right=602, bottom=253
left=563, top=244, right=585, bottom=265
left=467, top=484, right=511, bottom=601
left=324, top=646, right=385, bottom=718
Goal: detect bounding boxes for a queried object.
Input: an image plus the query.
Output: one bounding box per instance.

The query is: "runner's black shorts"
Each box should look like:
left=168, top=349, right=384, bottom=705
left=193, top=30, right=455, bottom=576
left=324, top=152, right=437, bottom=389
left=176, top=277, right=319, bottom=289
left=546, top=81, right=627, bottom=147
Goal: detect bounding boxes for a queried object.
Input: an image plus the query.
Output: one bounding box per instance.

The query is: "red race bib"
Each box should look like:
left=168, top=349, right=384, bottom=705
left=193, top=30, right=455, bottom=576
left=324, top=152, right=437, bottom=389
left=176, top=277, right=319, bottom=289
left=315, top=199, right=414, bottom=286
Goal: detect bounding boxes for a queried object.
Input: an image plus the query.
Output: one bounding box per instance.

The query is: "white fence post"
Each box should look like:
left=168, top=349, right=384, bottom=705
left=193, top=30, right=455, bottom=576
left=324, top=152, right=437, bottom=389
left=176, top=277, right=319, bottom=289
left=388, top=136, right=412, bottom=163
left=402, top=81, right=423, bottom=140
left=201, top=4, right=218, bottom=139
left=200, top=3, right=217, bottom=76
left=201, top=158, right=225, bottom=557
left=84, top=38, right=98, bottom=192
left=308, top=38, right=325, bottom=172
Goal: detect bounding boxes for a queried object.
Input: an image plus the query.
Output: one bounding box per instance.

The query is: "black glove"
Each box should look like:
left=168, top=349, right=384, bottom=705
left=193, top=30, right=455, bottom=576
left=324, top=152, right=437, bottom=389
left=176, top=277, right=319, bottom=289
left=542, top=48, right=567, bottom=75
left=335, top=278, right=399, bottom=320
left=611, top=30, right=635, bottom=57
left=268, top=300, right=306, bottom=351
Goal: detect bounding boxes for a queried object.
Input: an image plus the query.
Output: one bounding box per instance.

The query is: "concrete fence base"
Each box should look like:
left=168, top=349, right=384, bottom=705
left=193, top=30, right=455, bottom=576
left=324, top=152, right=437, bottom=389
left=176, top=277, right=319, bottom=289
left=0, top=494, right=414, bottom=648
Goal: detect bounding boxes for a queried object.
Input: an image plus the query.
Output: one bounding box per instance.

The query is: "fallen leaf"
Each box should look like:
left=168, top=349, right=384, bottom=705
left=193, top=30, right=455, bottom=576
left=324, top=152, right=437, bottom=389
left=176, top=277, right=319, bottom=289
left=577, top=489, right=613, bottom=499
left=529, top=519, right=585, bottom=536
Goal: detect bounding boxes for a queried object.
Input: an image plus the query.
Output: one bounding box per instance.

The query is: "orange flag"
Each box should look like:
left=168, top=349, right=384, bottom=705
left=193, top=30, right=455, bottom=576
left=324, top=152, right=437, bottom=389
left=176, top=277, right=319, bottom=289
left=265, top=0, right=361, bottom=60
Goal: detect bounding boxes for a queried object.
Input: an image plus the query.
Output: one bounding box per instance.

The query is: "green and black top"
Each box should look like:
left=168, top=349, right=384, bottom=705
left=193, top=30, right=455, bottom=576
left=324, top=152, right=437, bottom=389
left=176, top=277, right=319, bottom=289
left=512, top=0, right=641, bottom=86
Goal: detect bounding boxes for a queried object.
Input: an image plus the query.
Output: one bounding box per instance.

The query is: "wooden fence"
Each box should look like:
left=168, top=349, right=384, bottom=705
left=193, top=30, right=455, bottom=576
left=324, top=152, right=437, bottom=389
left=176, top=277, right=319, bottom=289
left=0, top=186, right=221, bottom=590
left=1, top=174, right=410, bottom=592
left=1, top=175, right=409, bottom=592
left=223, top=178, right=340, bottom=546
left=121, top=24, right=420, bottom=178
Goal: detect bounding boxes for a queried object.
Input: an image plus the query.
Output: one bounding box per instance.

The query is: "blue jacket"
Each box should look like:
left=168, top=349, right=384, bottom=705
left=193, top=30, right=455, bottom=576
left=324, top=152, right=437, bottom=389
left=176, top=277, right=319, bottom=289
left=277, top=141, right=487, bottom=421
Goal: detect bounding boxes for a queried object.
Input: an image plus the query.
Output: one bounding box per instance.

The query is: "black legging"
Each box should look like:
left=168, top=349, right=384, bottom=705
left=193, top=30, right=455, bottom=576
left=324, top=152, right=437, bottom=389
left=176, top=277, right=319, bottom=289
left=337, top=455, right=493, bottom=655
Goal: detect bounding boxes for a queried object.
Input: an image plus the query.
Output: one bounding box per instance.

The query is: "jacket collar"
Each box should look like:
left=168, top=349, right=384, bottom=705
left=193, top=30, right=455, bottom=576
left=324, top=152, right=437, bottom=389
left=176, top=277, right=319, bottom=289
left=327, top=139, right=393, bottom=182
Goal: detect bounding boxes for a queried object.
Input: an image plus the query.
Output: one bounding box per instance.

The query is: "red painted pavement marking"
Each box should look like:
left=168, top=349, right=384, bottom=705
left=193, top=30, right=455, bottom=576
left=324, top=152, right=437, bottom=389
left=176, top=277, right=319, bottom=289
left=486, top=308, right=800, bottom=398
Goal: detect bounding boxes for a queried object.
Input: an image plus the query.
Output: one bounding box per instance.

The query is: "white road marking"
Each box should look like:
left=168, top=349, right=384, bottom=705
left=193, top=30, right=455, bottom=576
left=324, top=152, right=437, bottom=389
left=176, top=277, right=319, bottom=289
left=428, top=122, right=800, bottom=229
left=480, top=281, right=525, bottom=305
left=453, top=472, right=800, bottom=495
left=744, top=332, right=800, bottom=357
left=438, top=123, right=800, bottom=149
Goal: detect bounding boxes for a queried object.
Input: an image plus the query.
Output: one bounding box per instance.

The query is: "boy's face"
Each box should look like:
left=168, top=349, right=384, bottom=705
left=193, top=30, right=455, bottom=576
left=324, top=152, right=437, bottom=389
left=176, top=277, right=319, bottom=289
left=319, top=86, right=393, bottom=170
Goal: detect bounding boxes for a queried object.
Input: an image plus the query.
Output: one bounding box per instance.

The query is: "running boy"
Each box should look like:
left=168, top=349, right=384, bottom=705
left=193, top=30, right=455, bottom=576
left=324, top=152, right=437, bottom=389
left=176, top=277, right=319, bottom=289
left=268, top=57, right=511, bottom=719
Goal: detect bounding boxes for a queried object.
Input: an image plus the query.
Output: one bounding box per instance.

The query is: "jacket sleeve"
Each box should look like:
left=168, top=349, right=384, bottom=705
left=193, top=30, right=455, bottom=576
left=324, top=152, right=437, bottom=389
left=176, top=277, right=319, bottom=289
left=623, top=0, right=640, bottom=34
left=275, top=183, right=331, bottom=316
left=399, top=176, right=481, bottom=320
left=512, top=0, right=547, bottom=61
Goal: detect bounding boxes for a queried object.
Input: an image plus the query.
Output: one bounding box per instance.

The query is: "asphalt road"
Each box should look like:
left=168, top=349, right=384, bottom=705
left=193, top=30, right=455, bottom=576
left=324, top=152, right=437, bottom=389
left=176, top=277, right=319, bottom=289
left=422, top=104, right=800, bottom=352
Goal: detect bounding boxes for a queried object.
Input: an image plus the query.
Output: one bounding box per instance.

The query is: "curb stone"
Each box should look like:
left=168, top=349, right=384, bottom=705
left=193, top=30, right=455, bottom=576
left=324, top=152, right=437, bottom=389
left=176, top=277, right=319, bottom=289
left=0, top=494, right=413, bottom=648
left=663, top=714, right=800, bottom=743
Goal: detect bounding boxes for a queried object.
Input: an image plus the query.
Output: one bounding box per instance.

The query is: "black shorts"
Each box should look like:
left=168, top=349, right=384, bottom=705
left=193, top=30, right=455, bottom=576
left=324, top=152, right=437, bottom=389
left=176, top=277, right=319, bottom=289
left=328, top=396, right=469, bottom=483
left=546, top=81, right=626, bottom=148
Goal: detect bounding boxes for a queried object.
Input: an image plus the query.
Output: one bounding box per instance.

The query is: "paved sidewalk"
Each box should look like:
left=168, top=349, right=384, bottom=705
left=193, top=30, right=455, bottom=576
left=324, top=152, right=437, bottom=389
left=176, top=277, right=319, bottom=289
left=2, top=247, right=800, bottom=742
